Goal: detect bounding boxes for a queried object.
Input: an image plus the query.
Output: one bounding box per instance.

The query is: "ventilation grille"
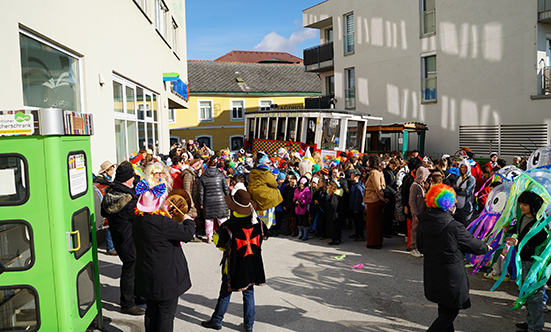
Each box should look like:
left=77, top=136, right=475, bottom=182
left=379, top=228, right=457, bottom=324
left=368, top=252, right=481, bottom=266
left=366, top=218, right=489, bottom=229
left=459, top=124, right=549, bottom=157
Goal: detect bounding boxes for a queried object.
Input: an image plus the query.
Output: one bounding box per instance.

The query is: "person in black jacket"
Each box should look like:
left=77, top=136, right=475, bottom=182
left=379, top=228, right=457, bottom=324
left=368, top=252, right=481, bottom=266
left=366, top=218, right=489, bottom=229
left=101, top=164, right=144, bottom=315
left=282, top=173, right=298, bottom=236
left=199, top=157, right=230, bottom=243
left=324, top=179, right=342, bottom=245
left=133, top=189, right=196, bottom=332
left=382, top=158, right=399, bottom=238
left=504, top=191, right=546, bottom=332
left=417, top=184, right=489, bottom=332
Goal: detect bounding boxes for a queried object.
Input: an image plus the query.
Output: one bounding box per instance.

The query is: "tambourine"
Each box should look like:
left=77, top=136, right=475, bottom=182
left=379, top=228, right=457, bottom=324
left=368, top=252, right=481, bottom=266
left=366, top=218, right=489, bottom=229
left=165, top=189, right=191, bottom=223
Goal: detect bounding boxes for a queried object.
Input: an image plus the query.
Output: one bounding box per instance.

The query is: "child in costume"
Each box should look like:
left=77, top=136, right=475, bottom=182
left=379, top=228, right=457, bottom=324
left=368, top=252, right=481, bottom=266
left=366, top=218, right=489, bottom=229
left=294, top=176, right=312, bottom=241
left=283, top=173, right=298, bottom=236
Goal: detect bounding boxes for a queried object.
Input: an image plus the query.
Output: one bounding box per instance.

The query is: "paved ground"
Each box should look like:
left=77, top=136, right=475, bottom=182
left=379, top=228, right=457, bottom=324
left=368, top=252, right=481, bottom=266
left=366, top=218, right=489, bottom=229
left=97, top=228, right=551, bottom=332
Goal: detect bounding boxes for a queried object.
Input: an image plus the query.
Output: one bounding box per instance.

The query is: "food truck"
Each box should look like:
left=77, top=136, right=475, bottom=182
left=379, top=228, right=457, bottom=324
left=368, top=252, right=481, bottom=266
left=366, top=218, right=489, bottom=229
left=0, top=108, right=101, bottom=331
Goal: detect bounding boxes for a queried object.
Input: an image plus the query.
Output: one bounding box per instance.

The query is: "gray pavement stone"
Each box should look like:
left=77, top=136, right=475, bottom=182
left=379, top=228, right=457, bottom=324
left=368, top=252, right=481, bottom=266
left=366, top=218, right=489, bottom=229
left=98, top=228, right=551, bottom=331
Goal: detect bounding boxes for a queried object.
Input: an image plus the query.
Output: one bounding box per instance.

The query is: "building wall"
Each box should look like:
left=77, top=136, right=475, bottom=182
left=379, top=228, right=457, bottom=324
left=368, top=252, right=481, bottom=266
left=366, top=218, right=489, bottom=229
left=169, top=94, right=309, bottom=150
left=304, top=0, right=551, bottom=159
left=0, top=0, right=188, bottom=169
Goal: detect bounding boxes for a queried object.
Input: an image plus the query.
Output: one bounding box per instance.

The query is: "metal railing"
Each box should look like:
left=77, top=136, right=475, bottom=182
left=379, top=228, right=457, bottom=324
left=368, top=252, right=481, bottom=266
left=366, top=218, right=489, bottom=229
left=420, top=9, right=436, bottom=36
left=303, top=42, right=334, bottom=72
left=344, top=33, right=354, bottom=55
left=345, top=88, right=356, bottom=109
left=421, top=77, right=437, bottom=102
left=539, top=0, right=551, bottom=21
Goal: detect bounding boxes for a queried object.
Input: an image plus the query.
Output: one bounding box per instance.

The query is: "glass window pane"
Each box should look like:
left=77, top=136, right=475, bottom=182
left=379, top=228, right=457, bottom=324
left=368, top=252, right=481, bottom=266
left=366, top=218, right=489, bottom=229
left=138, top=122, right=146, bottom=150
left=20, top=33, right=80, bottom=112
left=126, top=87, right=135, bottom=115
left=113, top=82, right=123, bottom=113
left=0, top=287, right=38, bottom=330
left=260, top=118, right=268, bottom=139
left=77, top=263, right=96, bottom=318
left=346, top=120, right=364, bottom=151
left=0, top=156, right=28, bottom=205
left=425, top=56, right=436, bottom=74
left=137, top=87, right=144, bottom=120
left=286, top=118, right=296, bottom=141
left=322, top=118, right=341, bottom=149
left=153, top=95, right=158, bottom=121
left=231, top=137, right=243, bottom=150
left=269, top=118, right=277, bottom=140
left=127, top=121, right=138, bottom=154
left=306, top=118, right=316, bottom=145
left=0, top=222, right=33, bottom=270
left=147, top=123, right=153, bottom=150
left=115, top=120, right=126, bottom=163
left=72, top=208, right=91, bottom=260
left=154, top=123, right=159, bottom=150
left=146, top=95, right=152, bottom=118
left=277, top=118, right=286, bottom=141
left=296, top=117, right=303, bottom=142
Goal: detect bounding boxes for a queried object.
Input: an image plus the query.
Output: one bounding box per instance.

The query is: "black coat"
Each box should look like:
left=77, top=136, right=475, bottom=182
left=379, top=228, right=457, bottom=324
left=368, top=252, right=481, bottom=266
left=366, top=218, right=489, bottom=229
left=216, top=214, right=266, bottom=291
left=417, top=208, right=488, bottom=309
left=511, top=215, right=548, bottom=262
left=133, top=214, right=196, bottom=301
left=383, top=166, right=398, bottom=197
left=199, top=167, right=230, bottom=219
left=400, top=171, right=415, bottom=218
left=282, top=185, right=297, bottom=217
left=101, top=181, right=138, bottom=263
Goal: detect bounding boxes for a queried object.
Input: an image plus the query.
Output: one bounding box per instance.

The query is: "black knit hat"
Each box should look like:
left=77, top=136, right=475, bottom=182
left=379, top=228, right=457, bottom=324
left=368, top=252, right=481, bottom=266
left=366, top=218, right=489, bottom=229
left=114, top=164, right=135, bottom=183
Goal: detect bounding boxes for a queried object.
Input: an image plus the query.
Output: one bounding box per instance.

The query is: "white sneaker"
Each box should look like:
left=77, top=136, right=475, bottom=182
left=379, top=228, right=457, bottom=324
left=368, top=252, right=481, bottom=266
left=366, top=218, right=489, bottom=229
left=410, top=249, right=423, bottom=258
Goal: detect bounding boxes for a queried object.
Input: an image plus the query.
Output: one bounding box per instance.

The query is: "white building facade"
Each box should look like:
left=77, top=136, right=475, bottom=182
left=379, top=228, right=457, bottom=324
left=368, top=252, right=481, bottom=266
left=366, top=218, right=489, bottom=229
left=303, top=0, right=551, bottom=159
left=0, top=0, right=188, bottom=168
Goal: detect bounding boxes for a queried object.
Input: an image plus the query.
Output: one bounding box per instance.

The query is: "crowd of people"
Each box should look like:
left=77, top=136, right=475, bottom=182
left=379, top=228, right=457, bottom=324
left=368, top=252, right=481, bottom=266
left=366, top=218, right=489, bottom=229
left=92, top=140, right=544, bottom=332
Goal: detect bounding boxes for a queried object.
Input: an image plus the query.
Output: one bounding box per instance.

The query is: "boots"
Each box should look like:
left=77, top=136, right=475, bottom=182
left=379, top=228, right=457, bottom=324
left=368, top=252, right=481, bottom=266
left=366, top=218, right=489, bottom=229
left=298, top=226, right=304, bottom=239
left=302, top=227, right=309, bottom=241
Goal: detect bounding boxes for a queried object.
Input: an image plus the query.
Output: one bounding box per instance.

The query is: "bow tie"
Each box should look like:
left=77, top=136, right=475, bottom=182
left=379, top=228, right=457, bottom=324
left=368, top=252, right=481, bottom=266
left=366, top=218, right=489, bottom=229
left=135, top=179, right=166, bottom=197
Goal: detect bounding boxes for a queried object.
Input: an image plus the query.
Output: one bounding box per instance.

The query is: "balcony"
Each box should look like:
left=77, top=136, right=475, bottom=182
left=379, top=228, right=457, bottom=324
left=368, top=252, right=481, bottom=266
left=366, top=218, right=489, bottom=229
left=304, top=42, right=334, bottom=72
left=539, top=0, right=551, bottom=22
left=305, top=94, right=335, bottom=109
left=420, top=9, right=436, bottom=36
left=421, top=77, right=437, bottom=103
left=345, top=88, right=355, bottom=109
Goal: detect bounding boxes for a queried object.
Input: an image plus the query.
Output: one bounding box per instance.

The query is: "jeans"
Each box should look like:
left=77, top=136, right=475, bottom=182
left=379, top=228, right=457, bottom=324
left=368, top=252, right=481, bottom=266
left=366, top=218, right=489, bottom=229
left=427, top=304, right=459, bottom=332
left=120, top=260, right=136, bottom=309
left=145, top=297, right=179, bottom=332
left=211, top=275, right=255, bottom=330
left=105, top=228, right=115, bottom=252
left=522, top=261, right=545, bottom=332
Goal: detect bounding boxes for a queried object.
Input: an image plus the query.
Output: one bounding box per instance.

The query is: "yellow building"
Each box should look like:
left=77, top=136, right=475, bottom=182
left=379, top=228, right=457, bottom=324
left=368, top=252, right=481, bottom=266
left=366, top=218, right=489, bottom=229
left=169, top=60, right=321, bottom=150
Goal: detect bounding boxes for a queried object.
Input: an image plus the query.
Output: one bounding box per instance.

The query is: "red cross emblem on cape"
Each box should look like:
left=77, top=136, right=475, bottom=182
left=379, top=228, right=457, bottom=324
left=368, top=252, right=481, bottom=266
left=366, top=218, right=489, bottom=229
left=235, top=227, right=260, bottom=257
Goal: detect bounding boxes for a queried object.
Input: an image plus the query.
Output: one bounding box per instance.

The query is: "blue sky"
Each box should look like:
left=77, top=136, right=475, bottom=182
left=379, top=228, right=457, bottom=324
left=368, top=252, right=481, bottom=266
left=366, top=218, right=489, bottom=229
left=186, top=0, right=320, bottom=60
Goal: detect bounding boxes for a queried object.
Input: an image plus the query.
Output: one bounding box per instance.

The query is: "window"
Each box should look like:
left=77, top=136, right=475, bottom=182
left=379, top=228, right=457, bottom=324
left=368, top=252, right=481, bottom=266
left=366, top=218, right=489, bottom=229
left=0, top=286, right=40, bottom=331
left=230, top=136, right=244, bottom=150
left=20, top=30, right=81, bottom=112
left=287, top=118, right=296, bottom=141
left=345, top=68, right=356, bottom=109
left=420, top=0, right=436, bottom=36
left=324, top=27, right=333, bottom=43
left=259, top=100, right=272, bottom=111
left=168, top=108, right=176, bottom=122
left=155, top=0, right=169, bottom=39
left=172, top=19, right=178, bottom=53
left=0, top=221, right=34, bottom=271
left=322, top=118, right=341, bottom=149
left=77, top=263, right=96, bottom=318
left=230, top=100, right=244, bottom=121
left=344, top=13, right=354, bottom=55
left=196, top=135, right=212, bottom=149
left=421, top=55, right=437, bottom=102
left=113, top=75, right=159, bottom=162
left=134, top=0, right=147, bottom=13
left=0, top=154, right=29, bottom=206
left=326, top=75, right=335, bottom=95
left=71, top=208, right=91, bottom=259
left=198, top=100, right=213, bottom=121
left=346, top=120, right=364, bottom=151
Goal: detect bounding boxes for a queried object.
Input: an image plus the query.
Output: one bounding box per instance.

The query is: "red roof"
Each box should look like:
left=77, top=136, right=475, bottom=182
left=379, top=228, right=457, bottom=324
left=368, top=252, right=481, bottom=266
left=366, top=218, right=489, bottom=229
left=214, top=51, right=303, bottom=64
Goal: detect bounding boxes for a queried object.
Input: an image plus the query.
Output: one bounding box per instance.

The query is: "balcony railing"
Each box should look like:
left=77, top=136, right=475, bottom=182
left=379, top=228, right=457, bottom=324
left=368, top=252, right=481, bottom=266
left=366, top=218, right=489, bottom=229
left=421, top=77, right=437, bottom=102
left=344, top=33, right=354, bottom=55
left=305, top=94, right=335, bottom=109
left=345, top=88, right=355, bottom=109
left=539, top=0, right=551, bottom=22
left=304, top=42, right=334, bottom=72
left=543, top=66, right=551, bottom=95
left=420, top=9, right=436, bottom=36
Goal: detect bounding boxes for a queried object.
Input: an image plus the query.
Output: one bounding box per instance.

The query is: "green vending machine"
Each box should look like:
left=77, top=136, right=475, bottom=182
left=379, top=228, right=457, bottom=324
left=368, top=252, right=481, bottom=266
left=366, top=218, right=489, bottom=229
left=0, top=108, right=102, bottom=331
